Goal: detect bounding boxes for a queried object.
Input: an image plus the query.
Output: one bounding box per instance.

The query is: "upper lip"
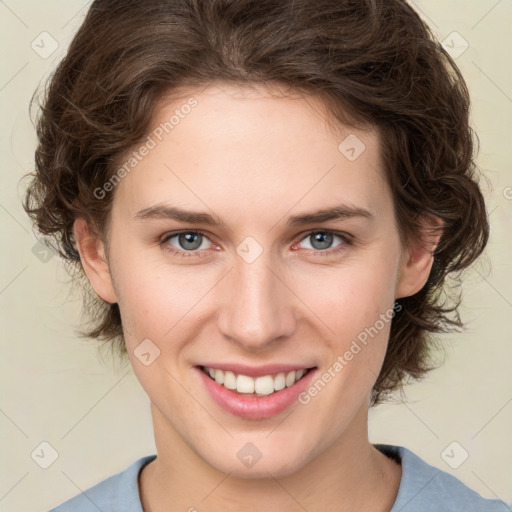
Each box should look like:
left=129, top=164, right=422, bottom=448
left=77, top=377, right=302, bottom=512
left=198, top=363, right=316, bottom=378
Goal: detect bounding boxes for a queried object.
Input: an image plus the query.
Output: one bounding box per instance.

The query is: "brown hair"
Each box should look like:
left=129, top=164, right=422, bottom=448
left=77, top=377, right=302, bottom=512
left=22, top=0, right=489, bottom=405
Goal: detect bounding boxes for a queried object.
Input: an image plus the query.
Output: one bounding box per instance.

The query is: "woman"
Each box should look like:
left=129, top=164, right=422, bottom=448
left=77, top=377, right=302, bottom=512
left=23, top=0, right=507, bottom=510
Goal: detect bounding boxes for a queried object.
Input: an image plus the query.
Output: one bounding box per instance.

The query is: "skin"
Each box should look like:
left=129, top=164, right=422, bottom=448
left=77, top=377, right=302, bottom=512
left=74, top=82, right=442, bottom=512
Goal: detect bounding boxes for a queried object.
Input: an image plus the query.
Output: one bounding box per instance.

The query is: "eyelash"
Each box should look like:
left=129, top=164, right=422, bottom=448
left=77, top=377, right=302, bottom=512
left=159, top=230, right=352, bottom=258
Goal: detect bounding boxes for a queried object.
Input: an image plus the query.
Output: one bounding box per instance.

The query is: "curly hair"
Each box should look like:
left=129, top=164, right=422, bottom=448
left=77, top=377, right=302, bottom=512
left=22, top=0, right=489, bottom=406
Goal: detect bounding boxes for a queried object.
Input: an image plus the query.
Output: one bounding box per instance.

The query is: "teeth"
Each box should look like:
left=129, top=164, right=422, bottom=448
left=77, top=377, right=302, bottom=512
left=274, top=372, right=286, bottom=391
left=203, top=366, right=309, bottom=396
left=214, top=369, right=224, bottom=385
left=236, top=374, right=255, bottom=393
left=223, top=371, right=237, bottom=390
left=254, top=375, right=274, bottom=395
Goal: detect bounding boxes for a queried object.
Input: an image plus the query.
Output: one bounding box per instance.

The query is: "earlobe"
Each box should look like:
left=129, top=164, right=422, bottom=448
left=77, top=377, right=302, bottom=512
left=73, top=218, right=118, bottom=304
left=395, top=214, right=444, bottom=299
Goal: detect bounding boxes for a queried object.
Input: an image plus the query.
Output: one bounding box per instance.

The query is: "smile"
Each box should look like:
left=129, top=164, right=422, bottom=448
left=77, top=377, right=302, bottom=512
left=201, top=365, right=310, bottom=396
left=197, top=364, right=318, bottom=420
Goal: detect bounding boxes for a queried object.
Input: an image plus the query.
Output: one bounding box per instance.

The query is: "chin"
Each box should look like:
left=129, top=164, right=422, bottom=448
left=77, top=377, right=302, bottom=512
left=201, top=438, right=314, bottom=479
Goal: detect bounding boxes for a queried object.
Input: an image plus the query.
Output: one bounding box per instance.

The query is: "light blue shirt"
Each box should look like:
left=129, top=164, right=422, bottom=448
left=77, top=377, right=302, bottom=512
left=48, top=444, right=509, bottom=511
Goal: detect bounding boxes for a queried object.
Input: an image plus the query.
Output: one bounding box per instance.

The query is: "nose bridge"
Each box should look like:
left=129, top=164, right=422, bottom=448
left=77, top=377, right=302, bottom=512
left=218, top=247, right=295, bottom=349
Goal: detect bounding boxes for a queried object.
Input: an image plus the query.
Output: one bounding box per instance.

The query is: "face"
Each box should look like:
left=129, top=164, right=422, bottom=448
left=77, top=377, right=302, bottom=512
left=77, top=82, right=432, bottom=478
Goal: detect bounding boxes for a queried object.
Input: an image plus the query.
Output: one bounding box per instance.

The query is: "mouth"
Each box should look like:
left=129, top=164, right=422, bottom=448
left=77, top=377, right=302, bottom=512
left=200, top=365, right=314, bottom=397
left=196, top=364, right=318, bottom=420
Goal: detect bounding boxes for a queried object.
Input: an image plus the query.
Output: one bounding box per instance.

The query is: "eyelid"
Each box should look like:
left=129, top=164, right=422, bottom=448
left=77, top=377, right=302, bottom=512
left=292, top=230, right=352, bottom=252
left=160, top=229, right=217, bottom=251
left=295, top=229, right=352, bottom=243
left=160, top=229, right=352, bottom=256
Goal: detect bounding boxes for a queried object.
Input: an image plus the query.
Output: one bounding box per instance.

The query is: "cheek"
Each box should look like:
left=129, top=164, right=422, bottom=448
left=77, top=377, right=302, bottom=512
left=295, top=256, right=399, bottom=406
left=110, top=245, right=213, bottom=340
left=296, top=256, right=399, bottom=340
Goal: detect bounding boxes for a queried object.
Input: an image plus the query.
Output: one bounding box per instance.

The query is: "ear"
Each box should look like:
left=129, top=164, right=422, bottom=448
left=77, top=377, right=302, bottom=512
left=395, top=213, right=444, bottom=299
left=73, top=217, right=118, bottom=303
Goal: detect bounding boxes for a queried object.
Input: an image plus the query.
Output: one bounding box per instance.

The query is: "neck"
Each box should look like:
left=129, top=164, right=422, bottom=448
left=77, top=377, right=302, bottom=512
left=139, top=403, right=401, bottom=512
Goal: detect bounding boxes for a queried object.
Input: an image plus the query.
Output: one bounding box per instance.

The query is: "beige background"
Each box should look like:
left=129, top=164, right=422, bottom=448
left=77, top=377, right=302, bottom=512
left=0, top=1, right=511, bottom=511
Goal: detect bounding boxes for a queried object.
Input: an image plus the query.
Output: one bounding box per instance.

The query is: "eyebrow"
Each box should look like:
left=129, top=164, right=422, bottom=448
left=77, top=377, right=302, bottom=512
left=286, top=204, right=373, bottom=225
left=134, top=203, right=373, bottom=226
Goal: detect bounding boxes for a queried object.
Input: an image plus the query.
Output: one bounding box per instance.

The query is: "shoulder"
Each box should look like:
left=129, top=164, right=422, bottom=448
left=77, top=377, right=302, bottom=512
left=47, top=454, right=156, bottom=512
left=375, top=444, right=510, bottom=512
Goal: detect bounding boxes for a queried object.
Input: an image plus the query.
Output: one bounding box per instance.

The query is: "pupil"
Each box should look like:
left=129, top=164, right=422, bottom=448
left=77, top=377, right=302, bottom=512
left=180, top=232, right=201, bottom=250
left=312, top=232, right=332, bottom=250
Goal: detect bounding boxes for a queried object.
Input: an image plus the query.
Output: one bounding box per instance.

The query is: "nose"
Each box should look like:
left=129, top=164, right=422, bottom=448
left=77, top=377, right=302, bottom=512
left=217, top=253, right=296, bottom=352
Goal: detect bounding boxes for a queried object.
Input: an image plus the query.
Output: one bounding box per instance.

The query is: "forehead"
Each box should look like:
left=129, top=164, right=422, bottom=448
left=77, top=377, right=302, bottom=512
left=112, top=83, right=391, bottom=226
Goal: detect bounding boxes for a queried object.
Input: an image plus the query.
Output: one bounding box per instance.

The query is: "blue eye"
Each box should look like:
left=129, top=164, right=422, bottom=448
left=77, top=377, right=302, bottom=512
left=297, top=231, right=348, bottom=253
left=160, top=230, right=351, bottom=258
left=161, top=231, right=213, bottom=256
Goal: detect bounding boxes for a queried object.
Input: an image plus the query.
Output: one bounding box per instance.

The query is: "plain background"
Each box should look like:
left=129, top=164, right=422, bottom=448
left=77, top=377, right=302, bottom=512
left=0, top=1, right=511, bottom=511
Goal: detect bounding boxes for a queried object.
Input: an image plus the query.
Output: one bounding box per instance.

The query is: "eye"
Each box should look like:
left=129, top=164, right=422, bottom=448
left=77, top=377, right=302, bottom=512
left=161, top=230, right=213, bottom=256
left=160, top=229, right=352, bottom=258
left=294, top=230, right=351, bottom=255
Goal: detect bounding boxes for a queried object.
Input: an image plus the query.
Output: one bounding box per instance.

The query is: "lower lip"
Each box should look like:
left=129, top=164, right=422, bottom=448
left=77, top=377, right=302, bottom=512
left=196, top=367, right=317, bottom=420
